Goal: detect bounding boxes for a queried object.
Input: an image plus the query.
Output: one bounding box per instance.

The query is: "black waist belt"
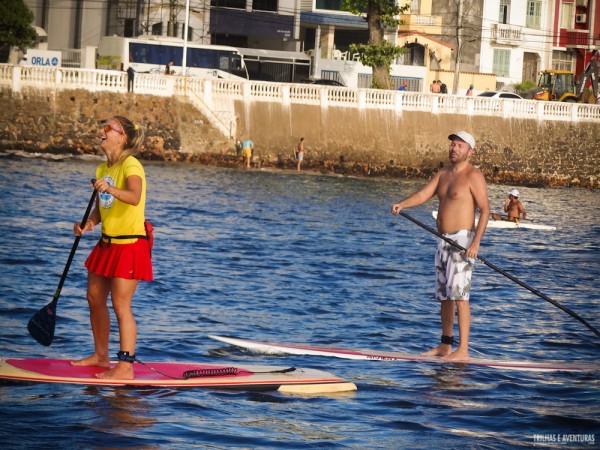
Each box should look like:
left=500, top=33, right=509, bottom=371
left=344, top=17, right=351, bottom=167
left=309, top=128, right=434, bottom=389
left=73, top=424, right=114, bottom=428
left=102, top=233, right=148, bottom=246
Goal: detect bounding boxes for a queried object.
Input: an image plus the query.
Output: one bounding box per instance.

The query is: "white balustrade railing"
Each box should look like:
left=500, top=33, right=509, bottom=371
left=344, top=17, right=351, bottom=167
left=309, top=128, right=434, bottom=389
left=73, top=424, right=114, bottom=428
left=290, top=84, right=321, bottom=103
left=492, top=24, right=523, bottom=43
left=2, top=64, right=600, bottom=128
left=414, top=15, right=438, bottom=26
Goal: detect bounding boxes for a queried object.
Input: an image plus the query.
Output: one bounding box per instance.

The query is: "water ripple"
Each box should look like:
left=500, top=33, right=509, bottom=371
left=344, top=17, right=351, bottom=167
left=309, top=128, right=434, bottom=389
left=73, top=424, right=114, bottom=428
left=0, top=156, right=598, bottom=449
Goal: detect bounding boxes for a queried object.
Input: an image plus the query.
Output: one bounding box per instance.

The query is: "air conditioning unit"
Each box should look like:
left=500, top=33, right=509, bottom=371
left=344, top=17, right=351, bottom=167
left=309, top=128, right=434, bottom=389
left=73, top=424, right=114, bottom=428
left=575, top=14, right=587, bottom=24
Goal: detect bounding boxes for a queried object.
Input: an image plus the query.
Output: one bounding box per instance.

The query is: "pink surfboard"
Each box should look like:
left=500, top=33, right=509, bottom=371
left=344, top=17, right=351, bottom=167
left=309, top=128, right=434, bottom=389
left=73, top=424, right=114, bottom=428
left=0, top=357, right=356, bottom=394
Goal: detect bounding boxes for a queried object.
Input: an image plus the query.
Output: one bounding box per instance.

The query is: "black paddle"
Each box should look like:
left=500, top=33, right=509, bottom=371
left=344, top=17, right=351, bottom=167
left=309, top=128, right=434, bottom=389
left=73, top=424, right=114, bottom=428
left=28, top=185, right=98, bottom=346
left=399, top=211, right=600, bottom=341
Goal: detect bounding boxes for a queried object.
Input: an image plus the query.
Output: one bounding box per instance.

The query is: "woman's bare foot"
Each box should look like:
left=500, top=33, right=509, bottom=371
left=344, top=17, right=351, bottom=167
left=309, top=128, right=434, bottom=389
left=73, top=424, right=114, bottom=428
left=95, top=362, right=134, bottom=380
left=443, top=349, right=469, bottom=362
left=71, top=355, right=110, bottom=368
left=421, top=344, right=452, bottom=357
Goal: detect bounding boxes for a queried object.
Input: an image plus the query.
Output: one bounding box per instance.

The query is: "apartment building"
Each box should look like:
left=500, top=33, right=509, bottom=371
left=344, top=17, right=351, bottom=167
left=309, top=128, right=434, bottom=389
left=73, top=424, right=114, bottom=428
left=20, top=0, right=599, bottom=87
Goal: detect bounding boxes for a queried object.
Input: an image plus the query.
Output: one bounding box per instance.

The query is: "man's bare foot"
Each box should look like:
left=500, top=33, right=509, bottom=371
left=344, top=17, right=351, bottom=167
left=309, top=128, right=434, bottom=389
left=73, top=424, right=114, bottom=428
left=71, top=355, right=110, bottom=368
left=443, top=349, right=469, bottom=362
left=95, top=362, right=134, bottom=380
left=421, top=344, right=452, bottom=357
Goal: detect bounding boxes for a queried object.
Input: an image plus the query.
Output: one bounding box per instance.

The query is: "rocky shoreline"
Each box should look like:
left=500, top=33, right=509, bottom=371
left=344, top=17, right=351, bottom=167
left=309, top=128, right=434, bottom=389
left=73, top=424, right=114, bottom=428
left=1, top=143, right=595, bottom=189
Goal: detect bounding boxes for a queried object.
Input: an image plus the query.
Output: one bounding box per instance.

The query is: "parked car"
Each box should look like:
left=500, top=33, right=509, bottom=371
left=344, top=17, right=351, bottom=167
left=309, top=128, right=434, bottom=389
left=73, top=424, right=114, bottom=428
left=477, top=91, right=523, bottom=99
left=300, top=78, right=346, bottom=87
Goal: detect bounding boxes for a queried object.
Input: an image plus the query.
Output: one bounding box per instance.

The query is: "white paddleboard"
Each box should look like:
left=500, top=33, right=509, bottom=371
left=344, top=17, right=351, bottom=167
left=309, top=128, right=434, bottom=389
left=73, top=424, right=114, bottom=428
left=209, top=335, right=597, bottom=373
left=432, top=211, right=556, bottom=230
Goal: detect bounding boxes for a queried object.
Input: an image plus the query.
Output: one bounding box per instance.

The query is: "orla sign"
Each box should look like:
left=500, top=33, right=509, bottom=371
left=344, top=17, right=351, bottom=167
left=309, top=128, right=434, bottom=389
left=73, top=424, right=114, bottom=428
left=26, top=50, right=62, bottom=67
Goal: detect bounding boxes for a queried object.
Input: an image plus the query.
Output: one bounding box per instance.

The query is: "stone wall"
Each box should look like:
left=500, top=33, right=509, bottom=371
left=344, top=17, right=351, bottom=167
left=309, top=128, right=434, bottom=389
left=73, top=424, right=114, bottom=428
left=0, top=88, right=231, bottom=160
left=1, top=87, right=598, bottom=188
left=234, top=101, right=600, bottom=188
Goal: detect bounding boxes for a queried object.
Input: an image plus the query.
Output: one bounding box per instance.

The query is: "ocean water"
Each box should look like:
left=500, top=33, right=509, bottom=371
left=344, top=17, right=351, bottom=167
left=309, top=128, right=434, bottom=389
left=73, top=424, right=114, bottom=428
left=0, top=154, right=598, bottom=449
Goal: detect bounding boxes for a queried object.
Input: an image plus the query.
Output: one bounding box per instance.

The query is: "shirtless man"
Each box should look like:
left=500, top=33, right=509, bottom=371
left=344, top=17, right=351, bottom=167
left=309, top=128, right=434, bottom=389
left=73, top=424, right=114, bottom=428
left=491, top=189, right=526, bottom=222
left=296, top=137, right=305, bottom=171
left=391, top=131, right=490, bottom=361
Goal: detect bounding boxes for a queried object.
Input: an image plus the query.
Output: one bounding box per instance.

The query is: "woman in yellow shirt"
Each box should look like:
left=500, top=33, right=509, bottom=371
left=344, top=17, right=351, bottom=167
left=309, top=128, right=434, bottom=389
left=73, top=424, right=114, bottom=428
left=72, top=115, right=152, bottom=380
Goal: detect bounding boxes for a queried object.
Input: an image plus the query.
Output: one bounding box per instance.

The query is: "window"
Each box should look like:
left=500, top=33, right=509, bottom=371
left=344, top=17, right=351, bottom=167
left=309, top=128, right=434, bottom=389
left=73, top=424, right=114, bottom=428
left=526, top=1, right=541, bottom=28
left=151, top=23, right=162, bottom=35
left=124, top=19, right=135, bottom=37
left=315, top=0, right=344, bottom=11
left=499, top=0, right=509, bottom=24
left=129, top=43, right=183, bottom=65
left=552, top=50, right=573, bottom=71
left=493, top=49, right=510, bottom=77
left=181, top=26, right=193, bottom=41
left=211, top=0, right=246, bottom=8
left=252, top=0, right=277, bottom=12
left=401, top=43, right=425, bottom=66
left=560, top=2, right=574, bottom=28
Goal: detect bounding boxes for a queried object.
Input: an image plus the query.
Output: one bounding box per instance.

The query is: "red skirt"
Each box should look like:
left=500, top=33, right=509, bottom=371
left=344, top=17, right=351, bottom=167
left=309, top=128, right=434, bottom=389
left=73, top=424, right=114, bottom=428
left=85, top=238, right=153, bottom=281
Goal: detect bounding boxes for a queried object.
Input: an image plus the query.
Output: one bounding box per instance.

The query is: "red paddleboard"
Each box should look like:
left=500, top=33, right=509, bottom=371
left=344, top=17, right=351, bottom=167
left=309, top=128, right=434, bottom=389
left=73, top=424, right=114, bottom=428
left=0, top=357, right=356, bottom=394
left=208, top=335, right=598, bottom=373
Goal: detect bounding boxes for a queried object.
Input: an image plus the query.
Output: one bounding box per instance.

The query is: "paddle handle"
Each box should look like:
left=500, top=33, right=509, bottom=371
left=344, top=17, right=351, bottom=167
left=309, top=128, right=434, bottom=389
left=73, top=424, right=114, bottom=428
left=51, top=184, right=98, bottom=305
left=399, top=211, right=600, bottom=341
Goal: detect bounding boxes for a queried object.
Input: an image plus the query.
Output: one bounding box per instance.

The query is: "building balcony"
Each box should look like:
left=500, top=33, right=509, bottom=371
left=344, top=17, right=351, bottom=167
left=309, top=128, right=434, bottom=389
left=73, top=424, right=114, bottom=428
left=491, top=24, right=522, bottom=46
left=398, top=14, right=442, bottom=36
left=559, top=29, right=592, bottom=48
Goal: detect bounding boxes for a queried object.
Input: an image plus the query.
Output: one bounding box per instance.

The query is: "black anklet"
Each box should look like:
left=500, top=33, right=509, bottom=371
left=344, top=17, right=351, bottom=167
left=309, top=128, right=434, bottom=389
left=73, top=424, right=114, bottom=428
left=441, top=335, right=454, bottom=345
left=117, top=351, right=136, bottom=363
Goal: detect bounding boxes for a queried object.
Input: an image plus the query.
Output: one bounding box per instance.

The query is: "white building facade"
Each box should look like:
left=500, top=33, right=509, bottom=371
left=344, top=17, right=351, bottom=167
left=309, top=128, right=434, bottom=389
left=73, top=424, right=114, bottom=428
left=478, top=0, right=554, bottom=87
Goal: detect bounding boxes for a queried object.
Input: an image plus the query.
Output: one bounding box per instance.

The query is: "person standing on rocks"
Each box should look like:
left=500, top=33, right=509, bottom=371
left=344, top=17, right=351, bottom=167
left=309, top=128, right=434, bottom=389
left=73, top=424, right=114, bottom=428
left=241, top=138, right=254, bottom=169
left=296, top=137, right=305, bottom=171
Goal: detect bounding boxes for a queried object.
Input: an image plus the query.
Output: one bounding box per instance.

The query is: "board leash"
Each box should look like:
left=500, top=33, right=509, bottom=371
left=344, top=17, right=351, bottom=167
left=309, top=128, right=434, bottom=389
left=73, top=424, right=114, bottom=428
left=133, top=357, right=297, bottom=380
left=399, top=211, right=600, bottom=341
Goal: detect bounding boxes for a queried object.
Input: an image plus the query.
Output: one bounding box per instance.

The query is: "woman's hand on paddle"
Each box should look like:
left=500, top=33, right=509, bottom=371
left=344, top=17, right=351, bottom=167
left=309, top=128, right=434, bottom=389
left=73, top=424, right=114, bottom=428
left=74, top=219, right=94, bottom=236
left=93, top=178, right=111, bottom=194
left=74, top=179, right=100, bottom=236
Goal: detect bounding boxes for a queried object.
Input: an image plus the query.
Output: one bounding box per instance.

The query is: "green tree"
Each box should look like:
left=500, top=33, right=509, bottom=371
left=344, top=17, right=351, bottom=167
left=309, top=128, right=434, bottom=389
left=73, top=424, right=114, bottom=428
left=0, top=0, right=37, bottom=52
left=345, top=0, right=411, bottom=89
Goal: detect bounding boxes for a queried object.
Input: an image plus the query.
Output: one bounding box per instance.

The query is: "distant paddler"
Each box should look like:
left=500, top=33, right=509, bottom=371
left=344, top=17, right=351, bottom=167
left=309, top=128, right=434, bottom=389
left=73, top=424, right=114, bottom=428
left=492, top=189, right=527, bottom=223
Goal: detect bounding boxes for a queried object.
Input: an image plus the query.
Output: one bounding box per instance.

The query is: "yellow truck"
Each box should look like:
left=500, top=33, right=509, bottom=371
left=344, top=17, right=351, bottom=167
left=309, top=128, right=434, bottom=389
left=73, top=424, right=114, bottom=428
left=529, top=70, right=578, bottom=102
left=524, top=51, right=598, bottom=103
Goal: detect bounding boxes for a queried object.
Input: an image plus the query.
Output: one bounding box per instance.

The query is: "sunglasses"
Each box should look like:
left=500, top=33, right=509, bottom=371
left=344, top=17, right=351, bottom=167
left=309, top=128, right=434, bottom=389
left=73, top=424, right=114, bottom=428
left=102, top=123, right=124, bottom=135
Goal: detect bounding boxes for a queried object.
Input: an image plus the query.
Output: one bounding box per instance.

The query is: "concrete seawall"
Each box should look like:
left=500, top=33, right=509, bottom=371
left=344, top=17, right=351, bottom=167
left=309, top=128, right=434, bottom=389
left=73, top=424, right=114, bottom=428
left=236, top=100, right=600, bottom=188
left=1, top=88, right=598, bottom=188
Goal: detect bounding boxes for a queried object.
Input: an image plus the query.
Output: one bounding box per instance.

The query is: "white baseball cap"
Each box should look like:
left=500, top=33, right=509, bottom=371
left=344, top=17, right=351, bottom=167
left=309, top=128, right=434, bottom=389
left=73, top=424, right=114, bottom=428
left=509, top=189, right=520, bottom=198
left=448, top=131, right=475, bottom=149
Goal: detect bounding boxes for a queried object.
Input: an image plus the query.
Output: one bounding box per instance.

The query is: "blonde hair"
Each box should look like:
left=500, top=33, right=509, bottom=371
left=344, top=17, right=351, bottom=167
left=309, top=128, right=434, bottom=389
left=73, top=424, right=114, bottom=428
left=112, top=115, right=145, bottom=164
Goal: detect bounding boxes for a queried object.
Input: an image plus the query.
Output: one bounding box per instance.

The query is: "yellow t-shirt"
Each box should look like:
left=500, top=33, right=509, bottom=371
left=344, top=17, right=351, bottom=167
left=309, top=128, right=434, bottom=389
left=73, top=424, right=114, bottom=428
left=95, top=156, right=146, bottom=244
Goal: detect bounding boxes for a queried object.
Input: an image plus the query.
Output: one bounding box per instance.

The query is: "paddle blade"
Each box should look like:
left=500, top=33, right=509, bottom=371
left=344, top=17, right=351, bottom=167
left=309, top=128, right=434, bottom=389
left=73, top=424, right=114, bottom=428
left=27, top=300, right=57, bottom=346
